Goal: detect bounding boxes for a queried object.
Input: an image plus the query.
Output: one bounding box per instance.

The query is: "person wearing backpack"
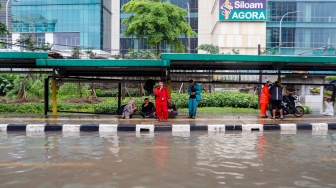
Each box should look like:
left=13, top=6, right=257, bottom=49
left=270, top=81, right=283, bottom=119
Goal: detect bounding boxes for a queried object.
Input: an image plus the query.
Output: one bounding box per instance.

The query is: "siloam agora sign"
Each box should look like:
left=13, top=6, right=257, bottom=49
left=219, top=0, right=267, bottom=21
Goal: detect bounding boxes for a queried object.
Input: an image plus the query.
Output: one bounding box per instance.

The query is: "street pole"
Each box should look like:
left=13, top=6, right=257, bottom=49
left=6, top=0, right=18, bottom=49
left=6, top=0, right=10, bottom=49
left=185, top=2, right=190, bottom=53
left=279, top=11, right=300, bottom=55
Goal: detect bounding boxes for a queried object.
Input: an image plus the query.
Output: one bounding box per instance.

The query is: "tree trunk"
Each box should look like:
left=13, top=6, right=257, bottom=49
left=156, top=43, right=160, bottom=57
left=17, top=74, right=30, bottom=101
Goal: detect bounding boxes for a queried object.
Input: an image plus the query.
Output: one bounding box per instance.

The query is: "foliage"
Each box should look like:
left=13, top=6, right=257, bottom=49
left=302, top=105, right=312, bottom=114
left=124, top=49, right=157, bottom=59
left=121, top=0, right=197, bottom=55
left=6, top=74, right=31, bottom=98
left=16, top=34, right=36, bottom=51
left=71, top=46, right=82, bottom=59
left=324, top=90, right=332, bottom=96
left=5, top=74, right=49, bottom=99
left=38, top=43, right=53, bottom=51
left=0, top=103, right=44, bottom=113
left=0, top=23, right=8, bottom=36
left=226, top=49, right=240, bottom=54
left=113, top=53, right=121, bottom=59
left=196, top=44, right=219, bottom=54
left=261, top=49, right=277, bottom=55
left=85, top=49, right=96, bottom=59
left=96, top=88, right=141, bottom=97
left=57, top=83, right=90, bottom=100
left=325, top=76, right=336, bottom=81
left=0, top=74, right=15, bottom=96
left=93, top=92, right=258, bottom=114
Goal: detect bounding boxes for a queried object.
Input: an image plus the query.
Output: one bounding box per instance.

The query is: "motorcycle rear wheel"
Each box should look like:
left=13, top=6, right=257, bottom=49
left=294, top=106, right=304, bottom=117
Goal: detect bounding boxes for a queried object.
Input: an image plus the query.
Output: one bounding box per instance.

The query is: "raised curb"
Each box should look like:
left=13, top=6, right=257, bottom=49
left=0, top=123, right=335, bottom=132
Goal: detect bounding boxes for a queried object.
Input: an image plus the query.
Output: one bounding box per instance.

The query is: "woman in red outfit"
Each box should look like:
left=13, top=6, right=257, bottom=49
left=260, top=81, right=272, bottom=118
left=154, top=81, right=171, bottom=122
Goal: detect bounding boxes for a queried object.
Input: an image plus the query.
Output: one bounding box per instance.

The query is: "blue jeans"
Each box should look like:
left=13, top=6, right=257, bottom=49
left=188, top=98, right=198, bottom=117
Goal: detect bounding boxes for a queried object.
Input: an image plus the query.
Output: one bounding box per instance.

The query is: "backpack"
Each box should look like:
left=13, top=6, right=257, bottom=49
left=144, top=79, right=155, bottom=94
left=117, top=104, right=127, bottom=115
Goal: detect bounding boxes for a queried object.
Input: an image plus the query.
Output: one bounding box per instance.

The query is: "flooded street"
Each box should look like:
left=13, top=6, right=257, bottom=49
left=0, top=131, right=336, bottom=188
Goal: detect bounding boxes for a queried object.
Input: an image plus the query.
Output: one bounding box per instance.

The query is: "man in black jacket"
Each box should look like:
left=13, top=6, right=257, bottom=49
left=270, top=81, right=284, bottom=119
left=140, top=98, right=156, bottom=118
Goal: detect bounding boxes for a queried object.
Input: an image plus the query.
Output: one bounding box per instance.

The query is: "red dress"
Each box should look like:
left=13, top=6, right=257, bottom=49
left=260, top=84, right=271, bottom=115
left=154, top=86, right=171, bottom=120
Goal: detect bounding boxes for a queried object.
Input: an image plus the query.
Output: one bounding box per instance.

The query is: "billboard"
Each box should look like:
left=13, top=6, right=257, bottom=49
left=219, top=0, right=267, bottom=21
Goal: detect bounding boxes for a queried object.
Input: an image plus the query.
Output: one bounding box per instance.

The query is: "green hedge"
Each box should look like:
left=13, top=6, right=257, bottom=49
left=0, top=103, right=44, bottom=113
left=0, top=92, right=313, bottom=114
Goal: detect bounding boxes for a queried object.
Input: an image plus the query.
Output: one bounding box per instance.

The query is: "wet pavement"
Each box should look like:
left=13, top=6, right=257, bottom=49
left=0, top=131, right=336, bottom=187
left=0, top=113, right=336, bottom=125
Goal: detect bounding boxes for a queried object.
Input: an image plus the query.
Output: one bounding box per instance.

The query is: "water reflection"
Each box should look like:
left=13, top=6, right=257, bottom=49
left=0, top=132, right=335, bottom=187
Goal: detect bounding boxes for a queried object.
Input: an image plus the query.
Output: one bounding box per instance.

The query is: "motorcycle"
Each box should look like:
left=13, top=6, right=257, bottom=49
left=270, top=93, right=305, bottom=118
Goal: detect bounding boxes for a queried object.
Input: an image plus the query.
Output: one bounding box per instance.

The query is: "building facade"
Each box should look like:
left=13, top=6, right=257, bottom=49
left=267, top=0, right=336, bottom=55
left=118, top=0, right=199, bottom=55
left=8, top=0, right=112, bottom=52
left=199, top=0, right=336, bottom=55
left=1, top=0, right=336, bottom=56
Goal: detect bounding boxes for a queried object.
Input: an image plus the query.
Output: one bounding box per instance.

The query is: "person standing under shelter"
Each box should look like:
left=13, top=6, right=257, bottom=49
left=154, top=80, right=171, bottom=122
left=187, top=79, right=202, bottom=119
left=259, top=81, right=272, bottom=118
left=270, top=81, right=283, bottom=119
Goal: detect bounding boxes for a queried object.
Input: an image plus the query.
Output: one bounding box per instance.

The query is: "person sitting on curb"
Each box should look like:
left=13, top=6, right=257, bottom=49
left=140, top=98, right=156, bottom=118
left=168, top=101, right=178, bottom=118
left=122, top=100, right=138, bottom=119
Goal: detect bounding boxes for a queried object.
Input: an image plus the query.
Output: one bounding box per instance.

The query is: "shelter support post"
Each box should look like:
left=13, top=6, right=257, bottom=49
left=167, top=68, right=171, bottom=94
left=52, top=76, right=57, bottom=116
left=44, top=77, right=49, bottom=115
left=118, top=83, right=122, bottom=111
left=331, top=85, right=336, bottom=107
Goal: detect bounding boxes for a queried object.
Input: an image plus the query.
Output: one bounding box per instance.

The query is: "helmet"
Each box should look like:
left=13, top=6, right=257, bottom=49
left=266, top=81, right=272, bottom=85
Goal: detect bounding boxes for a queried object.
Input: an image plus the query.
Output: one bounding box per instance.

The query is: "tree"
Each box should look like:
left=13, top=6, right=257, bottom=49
left=125, top=49, right=157, bottom=59
left=16, top=34, right=36, bottom=51
left=71, top=46, right=82, bottom=59
left=121, top=0, right=196, bottom=56
left=197, top=44, right=219, bottom=54
left=0, top=3, right=8, bottom=40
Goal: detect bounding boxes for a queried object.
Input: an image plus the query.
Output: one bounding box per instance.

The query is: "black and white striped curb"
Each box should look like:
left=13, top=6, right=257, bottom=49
left=0, top=123, right=336, bottom=132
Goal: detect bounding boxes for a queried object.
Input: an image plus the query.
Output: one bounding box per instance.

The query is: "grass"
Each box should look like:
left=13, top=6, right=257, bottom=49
left=178, top=107, right=260, bottom=115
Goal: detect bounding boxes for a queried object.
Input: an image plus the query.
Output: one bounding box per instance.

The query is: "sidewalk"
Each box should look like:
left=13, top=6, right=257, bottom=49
left=0, top=113, right=336, bottom=132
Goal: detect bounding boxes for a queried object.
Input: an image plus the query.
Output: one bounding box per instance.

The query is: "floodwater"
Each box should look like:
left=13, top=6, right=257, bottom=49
left=0, top=131, right=336, bottom=188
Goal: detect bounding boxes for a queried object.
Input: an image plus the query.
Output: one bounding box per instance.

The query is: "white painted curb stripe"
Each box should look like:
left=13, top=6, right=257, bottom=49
left=242, top=124, right=263, bottom=131
left=280, top=124, right=297, bottom=131
left=136, top=124, right=154, bottom=132
left=62, top=124, right=81, bottom=132
left=0, top=124, right=8, bottom=132
left=311, top=123, right=328, bottom=131
left=207, top=124, right=226, bottom=132
left=0, top=124, right=7, bottom=132
left=99, top=124, right=118, bottom=132
left=26, top=124, right=45, bottom=132
left=172, top=124, right=190, bottom=132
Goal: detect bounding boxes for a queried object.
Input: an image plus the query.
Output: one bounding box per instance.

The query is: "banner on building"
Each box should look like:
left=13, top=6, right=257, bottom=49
left=219, top=0, right=267, bottom=21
